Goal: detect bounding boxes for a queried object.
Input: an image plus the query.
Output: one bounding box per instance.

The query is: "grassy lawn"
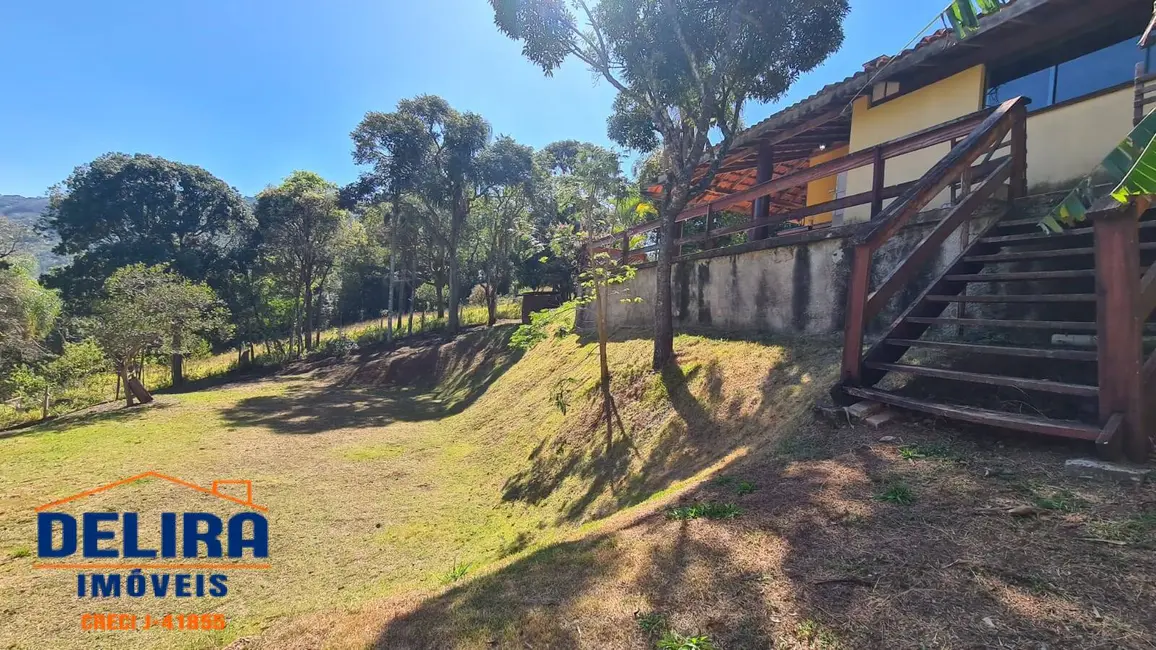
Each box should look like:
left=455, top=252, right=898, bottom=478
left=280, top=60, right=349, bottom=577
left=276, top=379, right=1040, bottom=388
left=0, top=325, right=835, bottom=649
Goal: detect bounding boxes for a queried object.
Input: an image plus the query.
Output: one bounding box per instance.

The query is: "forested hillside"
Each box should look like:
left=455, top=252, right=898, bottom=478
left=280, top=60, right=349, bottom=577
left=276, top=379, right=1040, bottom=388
left=0, top=194, right=64, bottom=274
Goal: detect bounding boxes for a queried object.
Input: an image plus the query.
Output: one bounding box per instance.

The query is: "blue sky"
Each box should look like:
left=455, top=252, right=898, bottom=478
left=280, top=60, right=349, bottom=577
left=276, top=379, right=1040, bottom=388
left=0, top=0, right=952, bottom=198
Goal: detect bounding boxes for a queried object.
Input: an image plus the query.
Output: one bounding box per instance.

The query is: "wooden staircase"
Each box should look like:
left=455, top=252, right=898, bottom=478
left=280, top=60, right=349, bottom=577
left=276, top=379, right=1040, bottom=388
left=835, top=96, right=1155, bottom=462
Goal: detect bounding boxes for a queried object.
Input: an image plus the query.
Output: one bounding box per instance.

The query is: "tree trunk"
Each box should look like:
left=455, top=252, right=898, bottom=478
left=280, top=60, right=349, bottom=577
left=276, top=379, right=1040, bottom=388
left=121, top=363, right=135, bottom=407
left=171, top=326, right=184, bottom=388
left=448, top=205, right=464, bottom=334
left=596, top=278, right=614, bottom=453
left=652, top=185, right=690, bottom=371
left=448, top=257, right=461, bottom=334
left=435, top=283, right=445, bottom=319
left=41, top=386, right=50, bottom=420
left=303, top=280, right=315, bottom=351
left=385, top=201, right=400, bottom=344
left=407, top=278, right=416, bottom=335
left=486, top=285, right=497, bottom=327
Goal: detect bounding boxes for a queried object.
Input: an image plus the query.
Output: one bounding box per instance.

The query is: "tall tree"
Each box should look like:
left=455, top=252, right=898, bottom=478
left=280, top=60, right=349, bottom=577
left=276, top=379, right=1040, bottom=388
left=255, top=172, right=350, bottom=353
left=92, top=264, right=230, bottom=406
left=490, top=0, right=848, bottom=368
left=42, top=153, right=254, bottom=309
left=0, top=257, right=61, bottom=368
left=350, top=109, right=427, bottom=343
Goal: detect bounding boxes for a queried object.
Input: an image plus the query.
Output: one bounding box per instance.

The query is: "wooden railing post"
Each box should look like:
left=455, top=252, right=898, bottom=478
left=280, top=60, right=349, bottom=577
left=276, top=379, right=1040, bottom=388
left=1093, top=202, right=1145, bottom=461
left=841, top=243, right=873, bottom=388
left=870, top=147, right=886, bottom=218
left=621, top=231, right=630, bottom=263
left=705, top=205, right=717, bottom=250
left=1009, top=105, right=1028, bottom=202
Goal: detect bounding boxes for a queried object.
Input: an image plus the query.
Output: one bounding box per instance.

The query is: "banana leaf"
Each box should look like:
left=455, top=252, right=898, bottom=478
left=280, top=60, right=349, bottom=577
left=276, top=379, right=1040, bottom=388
left=1038, top=108, right=1156, bottom=232
left=946, top=0, right=981, bottom=39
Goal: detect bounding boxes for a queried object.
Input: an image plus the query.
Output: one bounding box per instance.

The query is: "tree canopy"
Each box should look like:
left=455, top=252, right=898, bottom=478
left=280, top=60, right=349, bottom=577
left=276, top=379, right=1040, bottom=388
left=41, top=153, right=254, bottom=309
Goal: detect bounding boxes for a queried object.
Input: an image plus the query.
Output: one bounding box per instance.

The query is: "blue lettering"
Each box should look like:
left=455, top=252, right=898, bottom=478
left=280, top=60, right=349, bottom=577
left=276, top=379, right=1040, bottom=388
left=150, top=573, right=170, bottom=597
left=174, top=573, right=192, bottom=597
left=208, top=574, right=228, bottom=597
left=181, top=513, right=223, bottom=558
left=161, top=513, right=177, bottom=557
left=91, top=573, right=121, bottom=598
left=37, top=512, right=77, bottom=558
left=227, top=513, right=268, bottom=558
left=82, top=513, right=118, bottom=558
left=121, top=513, right=156, bottom=558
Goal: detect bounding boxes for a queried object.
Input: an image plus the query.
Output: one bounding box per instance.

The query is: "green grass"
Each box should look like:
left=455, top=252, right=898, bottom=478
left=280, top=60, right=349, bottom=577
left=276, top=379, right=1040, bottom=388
left=666, top=502, right=743, bottom=521
left=0, top=324, right=841, bottom=650
left=875, top=480, right=915, bottom=505
left=1085, top=513, right=1156, bottom=545
left=657, top=631, right=718, bottom=650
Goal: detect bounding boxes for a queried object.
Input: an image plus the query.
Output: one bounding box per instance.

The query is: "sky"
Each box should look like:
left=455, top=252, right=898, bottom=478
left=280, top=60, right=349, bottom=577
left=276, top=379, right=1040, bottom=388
left=0, top=0, right=953, bottom=198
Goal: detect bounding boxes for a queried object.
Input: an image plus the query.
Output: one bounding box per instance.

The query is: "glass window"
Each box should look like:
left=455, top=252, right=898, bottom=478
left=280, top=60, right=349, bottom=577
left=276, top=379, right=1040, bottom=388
left=987, top=68, right=1052, bottom=110
left=986, top=36, right=1151, bottom=111
left=1055, top=39, right=1144, bottom=104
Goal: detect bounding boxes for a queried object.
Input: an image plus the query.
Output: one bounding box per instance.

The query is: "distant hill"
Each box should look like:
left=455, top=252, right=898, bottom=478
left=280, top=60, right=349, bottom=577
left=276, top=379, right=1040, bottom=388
left=0, top=194, right=66, bottom=274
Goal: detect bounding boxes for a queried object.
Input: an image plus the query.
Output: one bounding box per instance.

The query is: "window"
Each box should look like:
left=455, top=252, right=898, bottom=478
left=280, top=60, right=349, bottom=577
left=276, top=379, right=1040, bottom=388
left=986, top=36, right=1150, bottom=111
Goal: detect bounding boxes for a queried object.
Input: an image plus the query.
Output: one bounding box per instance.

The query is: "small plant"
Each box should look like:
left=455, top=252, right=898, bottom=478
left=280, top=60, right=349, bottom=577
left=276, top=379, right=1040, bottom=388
left=875, top=481, right=915, bottom=505
left=636, top=612, right=667, bottom=636
left=666, top=502, right=742, bottom=521
left=735, top=480, right=757, bottom=496
left=657, top=631, right=717, bottom=650
left=713, top=476, right=736, bottom=488
left=440, top=559, right=470, bottom=584
left=1033, top=489, right=1081, bottom=513
left=550, top=377, right=579, bottom=415
left=898, top=446, right=925, bottom=461
left=9, top=546, right=31, bottom=559
left=795, top=619, right=840, bottom=648
left=320, top=334, right=358, bottom=357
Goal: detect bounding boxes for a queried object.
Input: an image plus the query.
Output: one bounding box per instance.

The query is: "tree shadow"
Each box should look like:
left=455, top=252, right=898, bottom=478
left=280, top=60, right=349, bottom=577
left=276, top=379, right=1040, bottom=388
left=370, top=417, right=1156, bottom=649
left=0, top=400, right=176, bottom=439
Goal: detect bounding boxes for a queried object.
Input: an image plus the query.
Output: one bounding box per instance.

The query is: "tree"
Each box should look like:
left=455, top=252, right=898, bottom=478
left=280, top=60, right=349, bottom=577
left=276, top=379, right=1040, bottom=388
left=350, top=108, right=428, bottom=343
left=553, top=145, right=649, bottom=450
left=490, top=0, right=848, bottom=368
left=92, top=264, right=230, bottom=406
left=42, top=153, right=254, bottom=310
left=0, top=257, right=61, bottom=368
left=354, top=96, right=533, bottom=334
left=255, top=172, right=351, bottom=353
left=7, top=339, right=106, bottom=419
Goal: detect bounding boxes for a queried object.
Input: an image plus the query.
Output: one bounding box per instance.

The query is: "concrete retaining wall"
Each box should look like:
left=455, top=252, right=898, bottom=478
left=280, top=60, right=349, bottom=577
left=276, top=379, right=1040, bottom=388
left=596, top=206, right=1004, bottom=336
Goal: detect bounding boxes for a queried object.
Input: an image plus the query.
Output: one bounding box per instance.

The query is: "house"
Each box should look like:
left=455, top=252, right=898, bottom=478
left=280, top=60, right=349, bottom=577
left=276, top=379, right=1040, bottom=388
left=592, top=0, right=1156, bottom=462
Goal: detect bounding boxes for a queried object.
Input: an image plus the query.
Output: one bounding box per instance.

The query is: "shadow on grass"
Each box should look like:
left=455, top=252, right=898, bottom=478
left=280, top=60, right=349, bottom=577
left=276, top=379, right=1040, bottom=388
left=498, top=341, right=826, bottom=525
left=218, top=327, right=523, bottom=435
left=0, top=400, right=176, bottom=439
left=371, top=416, right=1156, bottom=649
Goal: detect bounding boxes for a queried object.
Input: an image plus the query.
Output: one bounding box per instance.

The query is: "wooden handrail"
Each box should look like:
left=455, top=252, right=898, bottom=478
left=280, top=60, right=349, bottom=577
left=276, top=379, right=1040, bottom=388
left=588, top=104, right=999, bottom=250
left=864, top=159, right=1011, bottom=322
left=839, top=96, right=1028, bottom=389
left=854, top=97, right=1027, bottom=250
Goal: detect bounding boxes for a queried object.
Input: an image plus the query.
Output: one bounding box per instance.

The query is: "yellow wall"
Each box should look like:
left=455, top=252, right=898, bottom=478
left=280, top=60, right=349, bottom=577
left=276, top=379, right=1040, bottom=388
left=844, top=65, right=987, bottom=222
left=1024, top=86, right=1134, bottom=187
left=804, top=145, right=850, bottom=226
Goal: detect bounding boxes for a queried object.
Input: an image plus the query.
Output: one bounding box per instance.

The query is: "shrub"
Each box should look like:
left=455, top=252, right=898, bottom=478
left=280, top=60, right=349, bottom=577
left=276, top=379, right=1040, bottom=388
left=321, top=335, right=358, bottom=358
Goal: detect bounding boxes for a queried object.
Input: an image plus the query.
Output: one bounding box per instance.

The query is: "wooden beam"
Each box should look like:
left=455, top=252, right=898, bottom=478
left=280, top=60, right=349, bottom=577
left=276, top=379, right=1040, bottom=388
left=1093, top=200, right=1146, bottom=462
left=840, top=244, right=872, bottom=388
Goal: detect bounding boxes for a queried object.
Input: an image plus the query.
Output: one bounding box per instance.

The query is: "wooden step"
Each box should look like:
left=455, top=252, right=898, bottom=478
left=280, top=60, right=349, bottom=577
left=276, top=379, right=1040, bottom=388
left=924, top=294, right=1096, bottom=303
left=981, top=221, right=1156, bottom=245
left=883, top=339, right=1098, bottom=361
left=843, top=386, right=1101, bottom=441
left=943, top=270, right=1097, bottom=282
left=905, top=317, right=1098, bottom=331
left=864, top=362, right=1099, bottom=397
left=966, top=243, right=1156, bottom=263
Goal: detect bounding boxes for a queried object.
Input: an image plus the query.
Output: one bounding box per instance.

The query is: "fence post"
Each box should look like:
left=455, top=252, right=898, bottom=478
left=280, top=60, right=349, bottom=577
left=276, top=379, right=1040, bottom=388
left=870, top=147, right=886, bottom=218
left=840, top=243, right=873, bottom=390
left=1093, top=202, right=1145, bottom=461
left=1009, top=105, right=1028, bottom=202
left=705, top=205, right=716, bottom=251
